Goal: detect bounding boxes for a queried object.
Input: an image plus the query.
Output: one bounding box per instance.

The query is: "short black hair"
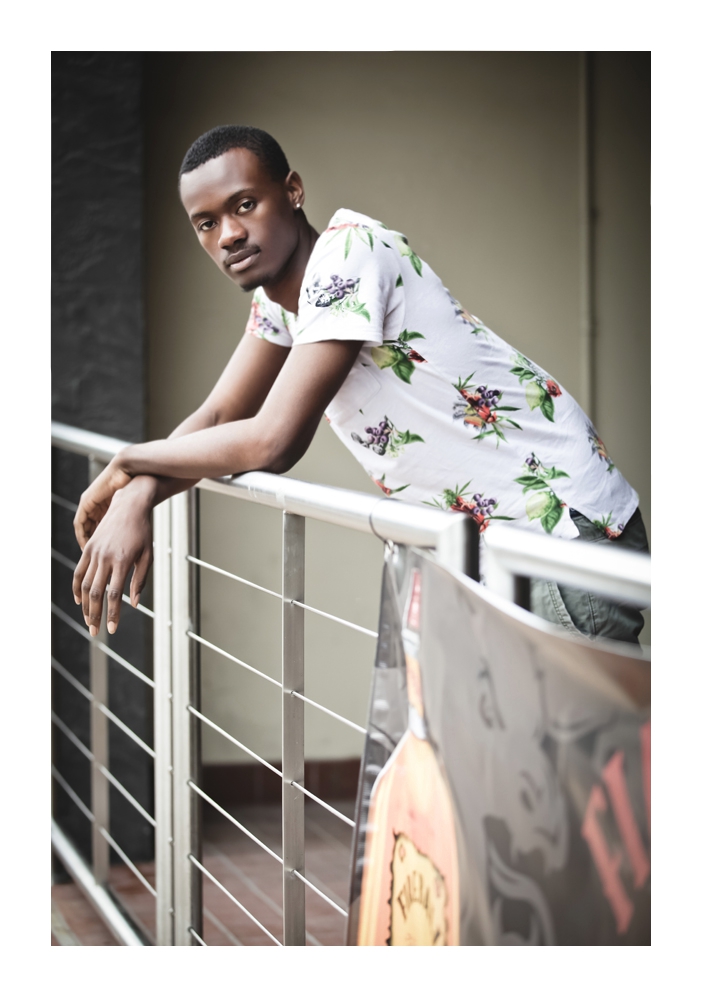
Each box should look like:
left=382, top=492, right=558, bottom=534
left=179, top=125, right=290, bottom=182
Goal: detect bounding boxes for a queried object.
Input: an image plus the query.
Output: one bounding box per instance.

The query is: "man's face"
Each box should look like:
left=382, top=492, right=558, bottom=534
left=179, top=147, right=301, bottom=292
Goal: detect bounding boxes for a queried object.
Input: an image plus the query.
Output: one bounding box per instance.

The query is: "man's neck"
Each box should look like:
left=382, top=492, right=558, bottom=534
left=263, top=219, right=320, bottom=315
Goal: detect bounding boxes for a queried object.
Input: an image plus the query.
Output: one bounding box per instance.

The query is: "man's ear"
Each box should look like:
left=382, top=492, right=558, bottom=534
left=285, top=170, right=305, bottom=211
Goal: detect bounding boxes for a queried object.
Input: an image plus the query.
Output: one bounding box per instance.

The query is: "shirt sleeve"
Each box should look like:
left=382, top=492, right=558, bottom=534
left=293, top=226, right=401, bottom=347
left=244, top=288, right=294, bottom=347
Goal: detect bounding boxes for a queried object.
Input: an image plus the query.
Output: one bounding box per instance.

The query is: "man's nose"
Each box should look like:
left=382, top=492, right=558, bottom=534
left=219, top=214, right=247, bottom=248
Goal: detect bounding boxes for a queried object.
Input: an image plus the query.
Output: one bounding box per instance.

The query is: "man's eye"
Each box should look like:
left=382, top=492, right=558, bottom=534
left=198, top=220, right=216, bottom=232
left=237, top=200, right=256, bottom=213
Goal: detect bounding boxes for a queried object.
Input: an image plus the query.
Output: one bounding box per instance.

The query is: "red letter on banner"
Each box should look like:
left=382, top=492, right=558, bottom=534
left=641, top=721, right=651, bottom=837
left=602, top=750, right=650, bottom=890
left=581, top=784, right=634, bottom=934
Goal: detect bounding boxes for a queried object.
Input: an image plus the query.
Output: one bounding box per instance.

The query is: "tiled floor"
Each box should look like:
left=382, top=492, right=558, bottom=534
left=51, top=798, right=355, bottom=946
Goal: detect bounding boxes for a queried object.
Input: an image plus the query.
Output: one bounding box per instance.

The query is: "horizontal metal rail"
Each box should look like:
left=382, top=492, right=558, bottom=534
left=198, top=470, right=466, bottom=547
left=188, top=781, right=283, bottom=865
left=51, top=604, right=155, bottom=687
left=292, top=869, right=348, bottom=918
left=290, top=781, right=355, bottom=828
left=51, top=656, right=92, bottom=702
left=51, top=821, right=149, bottom=946
left=289, top=690, right=367, bottom=735
left=290, top=599, right=378, bottom=639
left=99, top=825, right=157, bottom=898
left=188, top=630, right=280, bottom=689
left=188, top=854, right=283, bottom=946
left=187, top=555, right=282, bottom=600
left=52, top=711, right=93, bottom=762
left=96, top=702, right=155, bottom=759
left=52, top=765, right=94, bottom=822
left=51, top=492, right=78, bottom=513
left=97, top=762, right=156, bottom=827
left=484, top=522, right=651, bottom=606
left=187, top=706, right=282, bottom=777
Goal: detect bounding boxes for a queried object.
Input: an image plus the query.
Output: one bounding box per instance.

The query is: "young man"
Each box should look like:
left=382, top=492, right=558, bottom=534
left=72, top=125, right=648, bottom=644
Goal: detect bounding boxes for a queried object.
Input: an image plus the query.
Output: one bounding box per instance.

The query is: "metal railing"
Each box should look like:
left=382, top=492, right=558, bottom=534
left=50, top=420, right=650, bottom=945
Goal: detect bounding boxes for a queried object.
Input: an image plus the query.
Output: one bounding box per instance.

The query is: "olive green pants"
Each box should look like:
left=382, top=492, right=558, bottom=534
left=530, top=507, right=649, bottom=645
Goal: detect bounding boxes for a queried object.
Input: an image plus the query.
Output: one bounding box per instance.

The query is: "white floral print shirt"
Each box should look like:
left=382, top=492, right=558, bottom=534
left=245, top=209, right=638, bottom=541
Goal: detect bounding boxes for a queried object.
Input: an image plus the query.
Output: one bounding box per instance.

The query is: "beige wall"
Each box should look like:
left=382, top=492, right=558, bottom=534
left=144, top=52, right=650, bottom=763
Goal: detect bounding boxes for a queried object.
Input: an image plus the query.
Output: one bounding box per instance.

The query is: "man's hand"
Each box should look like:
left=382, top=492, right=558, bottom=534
left=72, top=484, right=155, bottom=636
left=74, top=460, right=133, bottom=550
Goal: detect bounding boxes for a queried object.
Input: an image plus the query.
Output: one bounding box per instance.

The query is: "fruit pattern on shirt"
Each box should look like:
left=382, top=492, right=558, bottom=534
left=244, top=208, right=639, bottom=541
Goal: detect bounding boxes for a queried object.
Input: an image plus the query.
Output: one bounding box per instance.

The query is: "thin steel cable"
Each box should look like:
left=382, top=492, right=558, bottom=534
left=51, top=765, right=94, bottom=822
left=188, top=854, right=282, bottom=946
left=51, top=493, right=78, bottom=513
left=292, top=869, right=348, bottom=918
left=188, top=781, right=283, bottom=864
left=51, top=548, right=79, bottom=572
left=290, top=599, right=378, bottom=639
left=188, top=926, right=208, bottom=946
left=96, top=702, right=155, bottom=758
left=51, top=712, right=93, bottom=762
left=187, top=706, right=282, bottom=777
left=187, top=555, right=282, bottom=600
left=51, top=604, right=155, bottom=688
left=100, top=827, right=156, bottom=898
left=187, top=631, right=280, bottom=689
left=203, top=907, right=244, bottom=946
left=97, top=763, right=156, bottom=827
left=289, top=690, right=367, bottom=735
left=290, top=781, right=355, bottom=828
left=51, top=656, right=92, bottom=701
left=51, top=551, right=155, bottom=618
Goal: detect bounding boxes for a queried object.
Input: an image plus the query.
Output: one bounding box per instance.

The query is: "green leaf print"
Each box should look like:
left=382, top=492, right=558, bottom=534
left=396, top=430, right=424, bottom=445
left=350, top=303, right=371, bottom=322
left=392, top=233, right=424, bottom=277
left=395, top=274, right=403, bottom=288
left=344, top=229, right=353, bottom=259
left=392, top=358, right=415, bottom=383
left=371, top=336, right=426, bottom=383
left=515, top=453, right=569, bottom=531
left=540, top=393, right=555, bottom=422
left=540, top=498, right=564, bottom=534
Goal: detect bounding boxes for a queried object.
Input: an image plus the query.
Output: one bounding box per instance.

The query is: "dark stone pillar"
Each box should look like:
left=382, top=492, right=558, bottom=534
left=52, top=52, right=153, bottom=872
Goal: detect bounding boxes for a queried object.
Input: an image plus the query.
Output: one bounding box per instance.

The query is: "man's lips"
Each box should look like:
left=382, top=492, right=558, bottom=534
left=225, top=247, right=260, bottom=273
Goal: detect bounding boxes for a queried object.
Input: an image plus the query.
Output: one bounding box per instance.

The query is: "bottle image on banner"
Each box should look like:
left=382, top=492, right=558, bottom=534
left=357, top=567, right=460, bottom=945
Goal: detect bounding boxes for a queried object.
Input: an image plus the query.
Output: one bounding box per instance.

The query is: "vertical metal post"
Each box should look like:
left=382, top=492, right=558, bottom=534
left=88, top=456, right=110, bottom=885
left=483, top=549, right=517, bottom=605
left=437, top=516, right=480, bottom=580
left=153, top=499, right=173, bottom=945
left=282, top=512, right=306, bottom=945
left=171, top=489, right=201, bottom=945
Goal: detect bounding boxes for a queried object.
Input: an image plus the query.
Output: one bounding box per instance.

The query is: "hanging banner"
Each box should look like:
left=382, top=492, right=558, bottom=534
left=346, top=546, right=650, bottom=946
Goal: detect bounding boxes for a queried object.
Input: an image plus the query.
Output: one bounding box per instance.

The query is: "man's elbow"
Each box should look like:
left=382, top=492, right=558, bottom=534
left=261, top=441, right=304, bottom=475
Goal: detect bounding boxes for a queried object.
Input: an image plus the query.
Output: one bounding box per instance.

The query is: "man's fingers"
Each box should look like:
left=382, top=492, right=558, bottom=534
left=130, top=547, right=154, bottom=608
left=72, top=549, right=92, bottom=605
left=86, top=562, right=111, bottom=637
left=106, top=563, right=130, bottom=635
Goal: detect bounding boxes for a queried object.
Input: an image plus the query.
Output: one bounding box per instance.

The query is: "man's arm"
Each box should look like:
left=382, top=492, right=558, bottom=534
left=72, top=334, right=292, bottom=634
left=73, top=337, right=363, bottom=635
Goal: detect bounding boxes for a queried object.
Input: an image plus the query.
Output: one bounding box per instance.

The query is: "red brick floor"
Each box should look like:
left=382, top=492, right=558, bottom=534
left=52, top=798, right=354, bottom=946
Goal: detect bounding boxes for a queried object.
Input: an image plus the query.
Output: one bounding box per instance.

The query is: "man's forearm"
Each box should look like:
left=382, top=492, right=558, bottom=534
left=115, top=415, right=280, bottom=483
left=117, top=405, right=221, bottom=510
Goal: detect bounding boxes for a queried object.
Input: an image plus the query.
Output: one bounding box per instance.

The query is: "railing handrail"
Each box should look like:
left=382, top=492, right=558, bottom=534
left=51, top=420, right=466, bottom=550
left=51, top=420, right=652, bottom=595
